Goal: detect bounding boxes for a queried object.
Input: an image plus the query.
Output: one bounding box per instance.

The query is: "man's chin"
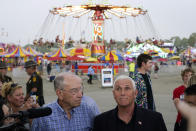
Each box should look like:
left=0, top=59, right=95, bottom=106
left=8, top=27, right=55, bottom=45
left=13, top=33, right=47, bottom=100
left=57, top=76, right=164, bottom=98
left=74, top=101, right=81, bottom=107
left=118, top=103, right=130, bottom=107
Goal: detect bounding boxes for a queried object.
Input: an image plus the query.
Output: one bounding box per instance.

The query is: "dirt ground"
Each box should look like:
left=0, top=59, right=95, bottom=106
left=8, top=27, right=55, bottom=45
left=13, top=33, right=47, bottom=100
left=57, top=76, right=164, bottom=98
left=10, top=64, right=192, bottom=131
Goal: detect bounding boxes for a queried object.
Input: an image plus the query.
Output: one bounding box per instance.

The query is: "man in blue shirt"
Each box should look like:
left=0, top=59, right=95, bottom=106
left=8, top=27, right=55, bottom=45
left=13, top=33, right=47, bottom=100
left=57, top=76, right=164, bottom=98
left=31, top=73, right=100, bottom=131
left=87, top=65, right=94, bottom=84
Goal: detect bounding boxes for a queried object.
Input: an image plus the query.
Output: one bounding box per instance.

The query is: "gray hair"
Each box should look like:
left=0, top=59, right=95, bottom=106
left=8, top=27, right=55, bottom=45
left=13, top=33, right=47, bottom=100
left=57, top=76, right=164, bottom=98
left=113, top=75, right=136, bottom=90
left=54, top=72, right=81, bottom=91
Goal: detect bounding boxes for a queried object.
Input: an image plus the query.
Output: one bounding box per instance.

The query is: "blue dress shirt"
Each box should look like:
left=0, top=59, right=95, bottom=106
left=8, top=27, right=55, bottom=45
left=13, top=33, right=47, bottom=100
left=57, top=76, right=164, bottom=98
left=31, top=96, right=100, bottom=131
left=88, top=67, right=94, bottom=75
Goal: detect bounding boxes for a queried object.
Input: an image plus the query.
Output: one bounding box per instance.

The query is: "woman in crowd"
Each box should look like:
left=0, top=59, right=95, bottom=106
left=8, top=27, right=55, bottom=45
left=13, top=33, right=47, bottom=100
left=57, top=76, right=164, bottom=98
left=1, top=82, right=38, bottom=114
left=0, top=82, right=39, bottom=130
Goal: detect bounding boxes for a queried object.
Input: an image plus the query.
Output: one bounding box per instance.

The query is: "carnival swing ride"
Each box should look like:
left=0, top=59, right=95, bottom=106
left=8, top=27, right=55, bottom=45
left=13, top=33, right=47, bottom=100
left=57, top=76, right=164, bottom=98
left=36, top=3, right=159, bottom=57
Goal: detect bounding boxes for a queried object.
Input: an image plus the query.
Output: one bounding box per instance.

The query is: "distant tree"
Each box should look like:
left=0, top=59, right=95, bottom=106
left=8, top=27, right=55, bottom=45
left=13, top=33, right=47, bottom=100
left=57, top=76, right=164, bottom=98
left=164, top=39, right=172, bottom=43
left=190, top=32, right=196, bottom=37
left=23, top=44, right=32, bottom=48
left=171, top=36, right=181, bottom=47
left=36, top=46, right=51, bottom=53
left=181, top=38, right=189, bottom=48
left=116, top=41, right=125, bottom=50
left=188, top=33, right=196, bottom=47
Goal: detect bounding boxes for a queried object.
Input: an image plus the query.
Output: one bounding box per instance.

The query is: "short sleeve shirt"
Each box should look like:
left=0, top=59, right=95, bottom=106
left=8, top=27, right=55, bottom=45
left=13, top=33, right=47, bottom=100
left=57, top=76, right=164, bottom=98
left=173, top=85, right=186, bottom=123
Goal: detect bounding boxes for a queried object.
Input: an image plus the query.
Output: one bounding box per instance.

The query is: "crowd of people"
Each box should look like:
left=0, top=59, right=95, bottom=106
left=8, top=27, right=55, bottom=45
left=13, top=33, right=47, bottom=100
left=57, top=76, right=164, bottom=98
left=0, top=53, right=195, bottom=131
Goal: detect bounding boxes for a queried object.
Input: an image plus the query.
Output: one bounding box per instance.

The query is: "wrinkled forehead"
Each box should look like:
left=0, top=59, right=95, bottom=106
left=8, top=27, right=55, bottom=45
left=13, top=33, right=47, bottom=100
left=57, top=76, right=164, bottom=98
left=64, top=75, right=82, bottom=86
left=66, top=75, right=81, bottom=82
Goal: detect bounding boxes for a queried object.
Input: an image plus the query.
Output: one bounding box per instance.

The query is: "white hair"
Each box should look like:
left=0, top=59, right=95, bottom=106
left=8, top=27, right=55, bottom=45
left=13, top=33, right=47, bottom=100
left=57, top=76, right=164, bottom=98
left=113, top=75, right=136, bottom=90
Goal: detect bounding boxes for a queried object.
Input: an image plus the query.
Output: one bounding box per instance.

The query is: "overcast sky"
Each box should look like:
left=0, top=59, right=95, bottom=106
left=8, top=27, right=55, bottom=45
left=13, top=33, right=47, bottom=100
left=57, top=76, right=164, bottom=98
left=0, top=0, right=196, bottom=46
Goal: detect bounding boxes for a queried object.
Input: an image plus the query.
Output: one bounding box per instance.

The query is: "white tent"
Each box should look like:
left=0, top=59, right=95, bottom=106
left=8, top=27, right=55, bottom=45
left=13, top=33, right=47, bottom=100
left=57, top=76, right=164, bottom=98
left=125, top=43, right=168, bottom=58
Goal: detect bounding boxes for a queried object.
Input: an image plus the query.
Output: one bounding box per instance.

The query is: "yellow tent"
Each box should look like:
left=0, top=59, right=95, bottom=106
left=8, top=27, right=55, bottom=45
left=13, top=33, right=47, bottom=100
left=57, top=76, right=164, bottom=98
left=86, top=57, right=98, bottom=62
left=70, top=48, right=91, bottom=56
left=169, top=56, right=180, bottom=60
left=161, top=48, right=174, bottom=53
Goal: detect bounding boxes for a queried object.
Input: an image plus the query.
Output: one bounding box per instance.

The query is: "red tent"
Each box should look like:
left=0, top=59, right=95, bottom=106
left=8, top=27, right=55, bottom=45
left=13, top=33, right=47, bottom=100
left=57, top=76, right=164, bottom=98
left=46, top=48, right=67, bottom=60
left=66, top=56, right=85, bottom=61
left=158, top=58, right=168, bottom=62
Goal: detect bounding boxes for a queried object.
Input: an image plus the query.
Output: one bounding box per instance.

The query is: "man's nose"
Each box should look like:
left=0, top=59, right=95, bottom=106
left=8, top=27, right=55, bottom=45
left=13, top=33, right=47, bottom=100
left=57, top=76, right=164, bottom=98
left=77, top=90, right=83, bottom=97
left=120, top=89, right=126, bottom=95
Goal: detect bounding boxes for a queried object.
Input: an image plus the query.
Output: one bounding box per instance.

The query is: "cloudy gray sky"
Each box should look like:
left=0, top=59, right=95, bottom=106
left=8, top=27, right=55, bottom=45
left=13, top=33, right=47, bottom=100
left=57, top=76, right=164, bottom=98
left=0, top=0, right=196, bottom=46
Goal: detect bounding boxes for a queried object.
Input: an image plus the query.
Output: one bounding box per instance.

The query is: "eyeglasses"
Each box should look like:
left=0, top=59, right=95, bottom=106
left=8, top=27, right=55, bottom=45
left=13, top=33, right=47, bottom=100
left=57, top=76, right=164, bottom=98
left=61, top=86, right=84, bottom=95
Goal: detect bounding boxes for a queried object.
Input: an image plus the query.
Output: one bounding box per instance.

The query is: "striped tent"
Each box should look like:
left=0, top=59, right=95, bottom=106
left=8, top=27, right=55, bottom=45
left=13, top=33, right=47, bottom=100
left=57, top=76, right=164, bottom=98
left=46, top=48, right=67, bottom=60
left=26, top=47, right=43, bottom=57
left=100, top=51, right=123, bottom=61
left=0, top=46, right=33, bottom=57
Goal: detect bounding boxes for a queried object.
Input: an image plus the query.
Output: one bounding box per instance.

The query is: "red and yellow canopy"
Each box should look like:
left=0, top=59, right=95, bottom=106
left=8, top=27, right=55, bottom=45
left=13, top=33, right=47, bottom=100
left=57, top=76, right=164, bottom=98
left=46, top=48, right=67, bottom=60
left=1, top=46, right=33, bottom=57
left=100, top=51, right=123, bottom=61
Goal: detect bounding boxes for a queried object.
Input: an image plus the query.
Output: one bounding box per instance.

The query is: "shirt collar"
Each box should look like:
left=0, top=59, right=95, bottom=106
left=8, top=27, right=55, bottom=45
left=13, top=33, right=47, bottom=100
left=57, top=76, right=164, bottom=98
left=55, top=99, right=77, bottom=113
left=55, top=100, right=65, bottom=113
left=114, top=104, right=137, bottom=124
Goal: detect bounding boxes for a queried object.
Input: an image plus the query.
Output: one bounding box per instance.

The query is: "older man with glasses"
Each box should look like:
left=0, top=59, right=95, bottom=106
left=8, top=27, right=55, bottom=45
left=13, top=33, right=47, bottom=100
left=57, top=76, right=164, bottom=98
left=31, top=72, right=100, bottom=131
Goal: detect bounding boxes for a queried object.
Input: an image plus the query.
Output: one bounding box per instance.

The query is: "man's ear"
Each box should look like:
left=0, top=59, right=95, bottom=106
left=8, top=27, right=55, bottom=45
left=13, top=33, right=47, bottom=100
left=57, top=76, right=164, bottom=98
left=141, top=61, right=145, bottom=67
left=56, top=89, right=62, bottom=100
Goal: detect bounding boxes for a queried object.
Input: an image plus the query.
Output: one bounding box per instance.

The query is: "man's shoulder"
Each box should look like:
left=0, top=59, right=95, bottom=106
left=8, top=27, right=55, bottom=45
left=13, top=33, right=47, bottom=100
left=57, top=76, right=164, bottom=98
left=136, top=107, right=163, bottom=119
left=133, top=71, right=141, bottom=77
left=95, top=108, right=115, bottom=120
left=32, top=72, right=42, bottom=78
left=44, top=101, right=58, bottom=108
left=95, top=107, right=163, bottom=120
left=33, top=101, right=58, bottom=120
left=133, top=72, right=143, bottom=80
left=80, top=96, right=100, bottom=112
left=30, top=72, right=42, bottom=83
left=173, top=85, right=185, bottom=93
left=81, top=96, right=96, bottom=105
left=136, top=107, right=167, bottom=130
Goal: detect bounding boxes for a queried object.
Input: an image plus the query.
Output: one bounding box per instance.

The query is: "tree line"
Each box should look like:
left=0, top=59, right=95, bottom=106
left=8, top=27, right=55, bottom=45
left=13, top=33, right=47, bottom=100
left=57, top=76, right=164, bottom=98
left=170, top=32, right=196, bottom=49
